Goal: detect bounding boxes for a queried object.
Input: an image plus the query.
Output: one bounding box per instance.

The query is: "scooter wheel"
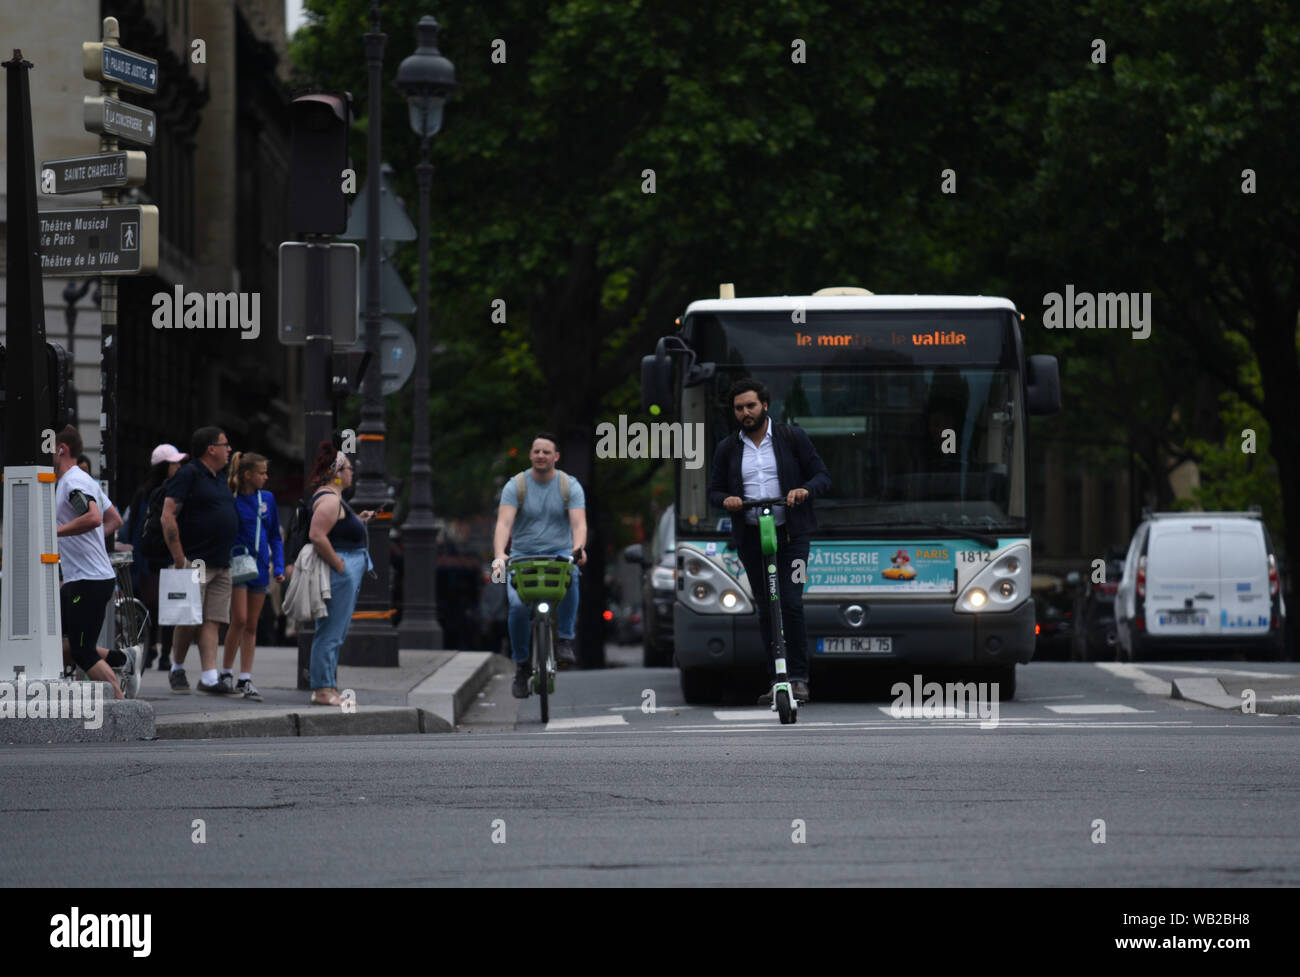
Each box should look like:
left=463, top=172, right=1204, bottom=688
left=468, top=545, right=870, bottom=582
left=776, top=689, right=794, bottom=724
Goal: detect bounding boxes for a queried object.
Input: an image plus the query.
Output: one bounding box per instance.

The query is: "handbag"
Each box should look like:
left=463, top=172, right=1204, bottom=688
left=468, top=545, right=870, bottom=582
left=229, top=493, right=262, bottom=585
left=158, top=567, right=203, bottom=625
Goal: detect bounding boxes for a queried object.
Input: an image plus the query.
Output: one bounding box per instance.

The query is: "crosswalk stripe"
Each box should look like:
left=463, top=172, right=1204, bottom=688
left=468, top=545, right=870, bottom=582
left=1046, top=704, right=1146, bottom=714
left=544, top=715, right=629, bottom=731
left=713, top=709, right=778, bottom=721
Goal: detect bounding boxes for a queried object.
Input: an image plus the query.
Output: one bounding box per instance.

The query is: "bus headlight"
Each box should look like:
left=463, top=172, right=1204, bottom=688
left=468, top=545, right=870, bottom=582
left=678, top=550, right=754, bottom=614
left=956, top=544, right=1030, bottom=613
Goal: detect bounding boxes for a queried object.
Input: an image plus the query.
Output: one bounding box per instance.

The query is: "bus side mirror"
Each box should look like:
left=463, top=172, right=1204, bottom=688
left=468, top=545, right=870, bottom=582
left=641, top=346, right=674, bottom=418
left=1026, top=354, right=1061, bottom=416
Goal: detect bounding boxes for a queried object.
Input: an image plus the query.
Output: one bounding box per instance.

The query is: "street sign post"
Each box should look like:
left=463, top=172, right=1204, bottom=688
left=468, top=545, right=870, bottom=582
left=82, top=42, right=158, bottom=93
left=39, top=150, right=146, bottom=194
left=38, top=204, right=158, bottom=276
left=278, top=242, right=360, bottom=345
left=83, top=95, right=155, bottom=145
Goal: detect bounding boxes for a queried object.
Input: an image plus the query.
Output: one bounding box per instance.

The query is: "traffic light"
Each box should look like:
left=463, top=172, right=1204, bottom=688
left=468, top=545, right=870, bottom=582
left=289, top=93, right=351, bottom=235
left=0, top=342, right=69, bottom=471
left=46, top=342, right=71, bottom=430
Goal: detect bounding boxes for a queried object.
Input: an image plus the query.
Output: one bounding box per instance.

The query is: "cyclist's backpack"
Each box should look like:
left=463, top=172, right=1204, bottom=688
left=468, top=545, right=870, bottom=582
left=138, top=484, right=170, bottom=562
left=512, top=470, right=570, bottom=509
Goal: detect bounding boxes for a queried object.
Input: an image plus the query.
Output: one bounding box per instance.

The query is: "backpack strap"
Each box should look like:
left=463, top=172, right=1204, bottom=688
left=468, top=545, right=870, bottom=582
left=513, top=470, right=570, bottom=509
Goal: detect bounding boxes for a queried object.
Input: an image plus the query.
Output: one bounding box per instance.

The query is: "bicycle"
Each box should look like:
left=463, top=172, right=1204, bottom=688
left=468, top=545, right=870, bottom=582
left=507, top=555, right=576, bottom=724
left=105, top=551, right=150, bottom=698
left=740, top=498, right=797, bottom=724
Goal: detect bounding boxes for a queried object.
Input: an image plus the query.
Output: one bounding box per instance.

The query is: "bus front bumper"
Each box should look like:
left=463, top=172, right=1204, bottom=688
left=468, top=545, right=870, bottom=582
left=674, top=599, right=1035, bottom=670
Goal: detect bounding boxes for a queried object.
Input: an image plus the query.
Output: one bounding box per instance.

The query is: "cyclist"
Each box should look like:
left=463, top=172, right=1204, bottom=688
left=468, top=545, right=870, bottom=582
left=492, top=433, right=587, bottom=698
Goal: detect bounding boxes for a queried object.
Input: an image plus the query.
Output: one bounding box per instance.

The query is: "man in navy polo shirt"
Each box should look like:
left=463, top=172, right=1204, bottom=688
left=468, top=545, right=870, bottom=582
left=161, top=426, right=241, bottom=695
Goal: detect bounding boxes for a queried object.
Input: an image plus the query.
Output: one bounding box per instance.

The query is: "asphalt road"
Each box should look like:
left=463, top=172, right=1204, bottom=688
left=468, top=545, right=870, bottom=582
left=2, top=653, right=1296, bottom=886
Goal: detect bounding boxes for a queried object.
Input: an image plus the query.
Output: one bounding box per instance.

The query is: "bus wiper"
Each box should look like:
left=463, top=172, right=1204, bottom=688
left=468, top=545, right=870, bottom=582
left=910, top=523, right=1000, bottom=548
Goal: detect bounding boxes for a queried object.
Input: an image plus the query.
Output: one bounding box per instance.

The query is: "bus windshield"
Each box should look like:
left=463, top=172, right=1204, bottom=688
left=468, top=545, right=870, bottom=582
left=679, top=310, right=1028, bottom=538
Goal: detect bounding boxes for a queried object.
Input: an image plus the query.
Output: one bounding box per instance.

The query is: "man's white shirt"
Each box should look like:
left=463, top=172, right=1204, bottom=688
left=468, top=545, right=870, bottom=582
left=739, top=425, right=786, bottom=527
left=56, top=466, right=115, bottom=582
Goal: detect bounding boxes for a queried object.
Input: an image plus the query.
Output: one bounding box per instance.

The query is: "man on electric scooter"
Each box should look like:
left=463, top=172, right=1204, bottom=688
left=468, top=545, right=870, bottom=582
left=709, top=379, right=831, bottom=704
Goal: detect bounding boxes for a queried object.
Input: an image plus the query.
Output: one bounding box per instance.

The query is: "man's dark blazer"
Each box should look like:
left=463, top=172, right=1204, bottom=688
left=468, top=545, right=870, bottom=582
left=707, top=422, right=832, bottom=550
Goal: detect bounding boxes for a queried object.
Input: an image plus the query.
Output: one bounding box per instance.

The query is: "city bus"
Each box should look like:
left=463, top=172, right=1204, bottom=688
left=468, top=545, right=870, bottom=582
left=640, top=286, right=1061, bottom=702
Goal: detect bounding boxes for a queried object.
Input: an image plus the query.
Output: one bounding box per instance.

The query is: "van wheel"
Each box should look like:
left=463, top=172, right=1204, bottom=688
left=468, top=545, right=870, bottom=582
left=680, top=667, right=723, bottom=704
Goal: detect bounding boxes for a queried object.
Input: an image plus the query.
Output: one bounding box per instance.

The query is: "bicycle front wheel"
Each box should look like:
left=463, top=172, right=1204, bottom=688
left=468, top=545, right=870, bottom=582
left=533, top=615, right=551, bottom=724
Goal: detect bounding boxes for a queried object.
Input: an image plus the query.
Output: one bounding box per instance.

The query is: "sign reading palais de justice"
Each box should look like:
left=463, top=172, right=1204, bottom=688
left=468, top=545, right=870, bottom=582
left=82, top=42, right=159, bottom=94
left=38, top=205, right=159, bottom=276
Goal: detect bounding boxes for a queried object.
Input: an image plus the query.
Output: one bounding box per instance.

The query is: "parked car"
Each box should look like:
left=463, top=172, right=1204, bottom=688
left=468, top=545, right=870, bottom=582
left=1071, top=555, right=1125, bottom=661
left=624, top=504, right=676, bottom=667
left=1115, top=510, right=1286, bottom=661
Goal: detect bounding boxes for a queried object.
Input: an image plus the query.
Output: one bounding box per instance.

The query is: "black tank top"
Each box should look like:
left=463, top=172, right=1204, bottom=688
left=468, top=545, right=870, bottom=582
left=313, top=490, right=366, bottom=551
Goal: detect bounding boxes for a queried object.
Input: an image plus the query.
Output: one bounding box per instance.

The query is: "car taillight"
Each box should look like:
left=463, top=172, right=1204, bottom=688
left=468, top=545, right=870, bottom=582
left=1098, top=582, right=1118, bottom=595
left=1135, top=616, right=1145, bottom=632
left=1269, top=555, right=1279, bottom=597
left=1035, top=623, right=1041, bottom=636
left=1136, top=556, right=1146, bottom=598
left=602, top=610, right=614, bottom=622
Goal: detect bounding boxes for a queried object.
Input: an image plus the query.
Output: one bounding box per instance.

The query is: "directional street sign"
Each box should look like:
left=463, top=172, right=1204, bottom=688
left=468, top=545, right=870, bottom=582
left=360, top=253, right=417, bottom=316
left=83, top=42, right=159, bottom=94
left=278, top=242, right=360, bottom=345
left=84, top=96, right=156, bottom=146
left=40, top=150, right=147, bottom=195
left=38, top=205, right=159, bottom=276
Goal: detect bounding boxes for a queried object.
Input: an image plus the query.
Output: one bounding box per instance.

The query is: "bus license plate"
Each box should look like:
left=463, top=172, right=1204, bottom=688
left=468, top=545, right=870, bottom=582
left=818, top=636, right=892, bottom=654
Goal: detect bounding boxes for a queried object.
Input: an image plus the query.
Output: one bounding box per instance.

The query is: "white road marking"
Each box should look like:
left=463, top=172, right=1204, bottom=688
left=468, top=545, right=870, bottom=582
left=1046, top=704, right=1148, bottom=714
left=714, top=709, right=779, bottom=721
left=607, top=704, right=696, bottom=711
left=1018, top=694, right=1086, bottom=701
left=1134, top=664, right=1294, bottom=679
left=1094, top=662, right=1171, bottom=695
left=544, top=715, right=629, bottom=731
left=878, top=706, right=973, bottom=718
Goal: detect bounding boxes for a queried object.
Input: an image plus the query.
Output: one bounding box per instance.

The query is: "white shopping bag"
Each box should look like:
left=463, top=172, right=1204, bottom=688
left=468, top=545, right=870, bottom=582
left=158, top=567, right=203, bottom=626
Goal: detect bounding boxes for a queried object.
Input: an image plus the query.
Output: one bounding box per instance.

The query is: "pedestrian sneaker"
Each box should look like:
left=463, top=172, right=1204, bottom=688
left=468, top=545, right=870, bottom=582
left=757, top=687, right=774, bottom=706
left=169, top=667, right=191, bottom=694
left=792, top=679, right=810, bottom=704
left=117, top=647, right=140, bottom=699
left=556, top=638, right=578, bottom=667
left=511, top=664, right=533, bottom=699
left=236, top=679, right=263, bottom=702
left=197, top=674, right=242, bottom=697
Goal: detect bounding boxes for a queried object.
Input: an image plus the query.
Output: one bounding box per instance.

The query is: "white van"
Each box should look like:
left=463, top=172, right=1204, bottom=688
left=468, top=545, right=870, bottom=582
left=1114, top=511, right=1286, bottom=660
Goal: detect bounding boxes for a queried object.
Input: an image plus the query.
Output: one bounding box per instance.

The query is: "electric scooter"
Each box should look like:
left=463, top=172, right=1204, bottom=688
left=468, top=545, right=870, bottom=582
left=740, top=498, right=797, bottom=724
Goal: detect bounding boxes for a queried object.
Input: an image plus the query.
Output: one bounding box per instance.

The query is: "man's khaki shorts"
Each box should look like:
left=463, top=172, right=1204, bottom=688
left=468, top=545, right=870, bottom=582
left=195, top=565, right=232, bottom=624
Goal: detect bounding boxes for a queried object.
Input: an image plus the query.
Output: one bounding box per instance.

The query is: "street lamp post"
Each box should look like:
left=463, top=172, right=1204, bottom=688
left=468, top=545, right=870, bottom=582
left=342, top=0, right=400, bottom=666
left=395, top=16, right=457, bottom=650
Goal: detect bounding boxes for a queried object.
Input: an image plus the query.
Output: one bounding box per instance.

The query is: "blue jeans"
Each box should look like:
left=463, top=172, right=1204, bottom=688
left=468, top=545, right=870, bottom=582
left=507, top=560, right=579, bottom=665
left=310, top=548, right=369, bottom=689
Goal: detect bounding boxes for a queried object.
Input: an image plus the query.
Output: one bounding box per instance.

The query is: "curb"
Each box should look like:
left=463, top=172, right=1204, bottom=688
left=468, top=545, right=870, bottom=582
left=408, top=651, right=508, bottom=726
left=1171, top=677, right=1300, bottom=715
left=0, top=680, right=156, bottom=743
left=155, top=705, right=453, bottom=740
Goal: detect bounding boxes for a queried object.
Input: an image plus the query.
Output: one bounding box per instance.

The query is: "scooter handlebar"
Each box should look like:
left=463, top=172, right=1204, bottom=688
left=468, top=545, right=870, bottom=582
left=739, top=497, right=788, bottom=509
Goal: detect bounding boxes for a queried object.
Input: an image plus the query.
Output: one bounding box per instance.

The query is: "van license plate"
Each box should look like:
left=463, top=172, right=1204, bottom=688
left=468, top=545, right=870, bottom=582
left=1162, top=611, right=1206, bottom=626
left=818, top=637, right=892, bottom=654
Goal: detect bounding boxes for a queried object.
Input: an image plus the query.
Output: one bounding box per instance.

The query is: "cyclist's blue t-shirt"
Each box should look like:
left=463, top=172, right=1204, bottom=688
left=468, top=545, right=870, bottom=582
left=501, top=470, right=586, bottom=556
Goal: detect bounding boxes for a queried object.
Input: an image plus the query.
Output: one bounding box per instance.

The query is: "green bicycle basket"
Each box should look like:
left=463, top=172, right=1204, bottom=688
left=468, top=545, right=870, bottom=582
left=509, top=559, right=573, bottom=603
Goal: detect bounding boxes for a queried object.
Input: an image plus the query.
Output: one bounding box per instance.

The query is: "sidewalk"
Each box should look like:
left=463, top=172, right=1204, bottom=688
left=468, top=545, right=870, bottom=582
left=141, top=644, right=513, bottom=739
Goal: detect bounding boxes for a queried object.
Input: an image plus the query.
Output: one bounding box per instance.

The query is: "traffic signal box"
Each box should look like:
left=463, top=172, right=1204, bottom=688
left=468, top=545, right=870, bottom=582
left=289, top=93, right=351, bottom=236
